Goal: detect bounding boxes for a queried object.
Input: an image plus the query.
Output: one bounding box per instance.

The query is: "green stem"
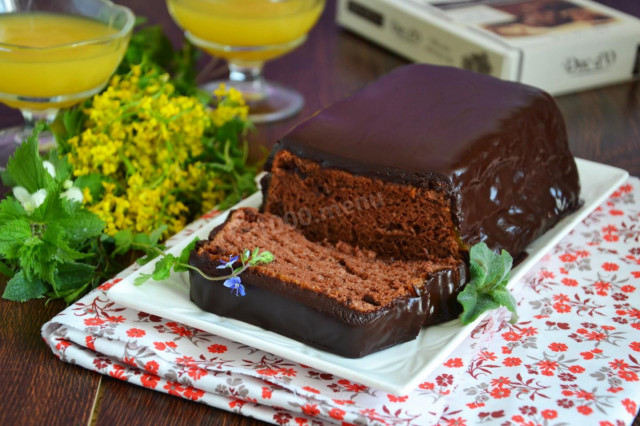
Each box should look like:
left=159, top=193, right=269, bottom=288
left=177, top=262, right=250, bottom=282
left=0, top=260, right=15, bottom=278
left=118, top=149, right=137, bottom=176
left=130, top=241, right=165, bottom=256
left=129, top=239, right=269, bottom=286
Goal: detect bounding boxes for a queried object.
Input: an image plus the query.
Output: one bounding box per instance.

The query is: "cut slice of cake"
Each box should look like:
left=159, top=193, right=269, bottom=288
left=189, top=208, right=466, bottom=358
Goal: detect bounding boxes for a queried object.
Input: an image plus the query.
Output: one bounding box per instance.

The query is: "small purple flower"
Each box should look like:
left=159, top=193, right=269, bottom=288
left=217, top=255, right=238, bottom=270
left=223, top=276, right=245, bottom=296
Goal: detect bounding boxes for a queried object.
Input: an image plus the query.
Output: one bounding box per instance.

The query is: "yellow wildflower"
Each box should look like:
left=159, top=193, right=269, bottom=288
left=64, top=65, right=254, bottom=238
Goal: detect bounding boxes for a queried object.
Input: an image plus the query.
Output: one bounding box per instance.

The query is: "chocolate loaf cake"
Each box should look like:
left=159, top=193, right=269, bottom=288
left=189, top=208, right=466, bottom=358
left=262, top=64, right=581, bottom=262
left=190, top=64, right=581, bottom=357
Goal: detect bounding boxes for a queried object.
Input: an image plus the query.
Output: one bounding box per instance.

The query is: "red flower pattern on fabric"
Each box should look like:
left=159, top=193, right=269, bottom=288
left=207, top=344, right=227, bottom=353
left=37, top=179, right=640, bottom=426
left=126, top=328, right=145, bottom=338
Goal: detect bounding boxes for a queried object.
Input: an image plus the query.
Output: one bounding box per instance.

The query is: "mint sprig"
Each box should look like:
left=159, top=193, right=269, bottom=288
left=0, top=124, right=106, bottom=303
left=457, top=242, right=518, bottom=325
left=1, top=123, right=54, bottom=192
left=129, top=236, right=273, bottom=297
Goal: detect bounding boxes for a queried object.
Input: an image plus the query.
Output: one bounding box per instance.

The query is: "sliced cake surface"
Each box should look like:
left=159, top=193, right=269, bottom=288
left=189, top=208, right=466, bottom=357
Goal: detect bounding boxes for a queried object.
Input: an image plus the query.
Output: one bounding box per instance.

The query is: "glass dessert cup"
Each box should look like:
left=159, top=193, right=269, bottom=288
left=167, top=0, right=325, bottom=123
left=0, top=0, right=135, bottom=151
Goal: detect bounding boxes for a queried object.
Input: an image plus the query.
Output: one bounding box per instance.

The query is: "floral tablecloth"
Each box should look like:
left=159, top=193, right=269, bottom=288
left=42, top=178, right=640, bottom=425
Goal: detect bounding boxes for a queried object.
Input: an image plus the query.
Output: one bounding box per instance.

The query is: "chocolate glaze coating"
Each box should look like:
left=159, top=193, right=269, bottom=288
left=266, top=64, right=581, bottom=257
left=189, top=226, right=467, bottom=358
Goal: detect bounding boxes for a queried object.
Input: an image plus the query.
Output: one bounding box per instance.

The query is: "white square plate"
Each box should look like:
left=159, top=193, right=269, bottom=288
left=108, top=158, right=628, bottom=394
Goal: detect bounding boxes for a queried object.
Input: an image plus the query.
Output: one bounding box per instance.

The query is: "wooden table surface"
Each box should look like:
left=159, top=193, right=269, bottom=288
left=1, top=0, right=639, bottom=425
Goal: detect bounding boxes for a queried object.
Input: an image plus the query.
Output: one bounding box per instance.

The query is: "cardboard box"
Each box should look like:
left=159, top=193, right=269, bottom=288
left=337, top=0, right=640, bottom=94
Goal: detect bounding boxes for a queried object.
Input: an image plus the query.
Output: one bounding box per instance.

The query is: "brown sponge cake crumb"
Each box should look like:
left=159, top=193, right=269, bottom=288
left=263, top=150, right=462, bottom=261
left=197, top=208, right=462, bottom=313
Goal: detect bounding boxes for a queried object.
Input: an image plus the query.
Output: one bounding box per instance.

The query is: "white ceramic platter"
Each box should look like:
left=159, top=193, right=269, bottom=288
left=108, top=158, right=628, bottom=394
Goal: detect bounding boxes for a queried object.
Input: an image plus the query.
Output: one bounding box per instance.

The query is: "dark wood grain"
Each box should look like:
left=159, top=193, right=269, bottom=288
left=1, top=0, right=639, bottom=424
left=0, top=296, right=99, bottom=426
left=556, top=81, right=640, bottom=175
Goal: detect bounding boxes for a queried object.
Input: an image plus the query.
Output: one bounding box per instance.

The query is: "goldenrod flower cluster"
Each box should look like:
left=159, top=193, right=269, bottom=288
left=66, top=65, right=250, bottom=237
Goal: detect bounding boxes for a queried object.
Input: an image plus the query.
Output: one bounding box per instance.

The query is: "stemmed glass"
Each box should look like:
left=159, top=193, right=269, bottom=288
left=167, top=0, right=325, bottom=123
left=0, top=0, right=134, bottom=150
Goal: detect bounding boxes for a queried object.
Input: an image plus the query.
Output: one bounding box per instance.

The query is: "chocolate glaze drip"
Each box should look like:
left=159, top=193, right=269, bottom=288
left=266, top=64, right=581, bottom=258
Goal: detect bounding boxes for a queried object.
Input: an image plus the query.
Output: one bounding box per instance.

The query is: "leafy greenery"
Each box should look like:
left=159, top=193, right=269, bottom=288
left=133, top=243, right=274, bottom=296
left=0, top=124, right=105, bottom=303
left=0, top=122, right=270, bottom=303
left=457, top=243, right=518, bottom=325
left=0, top=23, right=261, bottom=303
left=116, top=20, right=206, bottom=100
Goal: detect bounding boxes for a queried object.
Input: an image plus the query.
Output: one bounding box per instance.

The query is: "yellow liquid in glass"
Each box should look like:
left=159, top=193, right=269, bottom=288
left=167, top=0, right=324, bottom=62
left=0, top=13, right=127, bottom=110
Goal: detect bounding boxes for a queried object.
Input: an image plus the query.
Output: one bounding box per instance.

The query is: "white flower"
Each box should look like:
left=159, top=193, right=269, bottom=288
left=61, top=186, right=83, bottom=204
left=13, top=186, right=47, bottom=215
left=42, top=161, right=56, bottom=178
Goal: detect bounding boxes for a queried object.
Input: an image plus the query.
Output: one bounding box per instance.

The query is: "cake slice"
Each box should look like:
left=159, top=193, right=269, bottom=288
left=189, top=208, right=466, bottom=358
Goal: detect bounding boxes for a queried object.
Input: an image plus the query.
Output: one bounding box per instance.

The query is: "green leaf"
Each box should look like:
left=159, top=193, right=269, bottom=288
left=457, top=242, right=517, bottom=325
left=62, top=282, right=91, bottom=304
left=40, top=223, right=89, bottom=262
left=0, top=259, right=14, bottom=278
left=136, top=253, right=159, bottom=266
left=132, top=232, right=151, bottom=246
left=0, top=197, right=27, bottom=223
left=134, top=273, right=152, bottom=287
left=151, top=253, right=178, bottom=281
left=255, top=250, right=274, bottom=265
left=74, top=174, right=106, bottom=202
left=2, top=123, right=54, bottom=192
left=491, top=288, right=519, bottom=324
left=113, top=229, right=133, bottom=255
left=2, top=270, right=48, bottom=302
left=52, top=263, right=95, bottom=294
left=171, top=41, right=201, bottom=96
left=149, top=224, right=168, bottom=246
left=46, top=150, right=73, bottom=183
left=131, top=231, right=165, bottom=260
left=0, top=218, right=32, bottom=260
left=470, top=243, right=512, bottom=291
left=30, top=188, right=62, bottom=223
left=174, top=237, right=199, bottom=272
left=57, top=106, right=86, bottom=147
left=118, top=25, right=174, bottom=74
left=58, top=209, right=104, bottom=243
left=459, top=290, right=501, bottom=325
left=18, top=233, right=57, bottom=283
left=249, top=249, right=274, bottom=266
